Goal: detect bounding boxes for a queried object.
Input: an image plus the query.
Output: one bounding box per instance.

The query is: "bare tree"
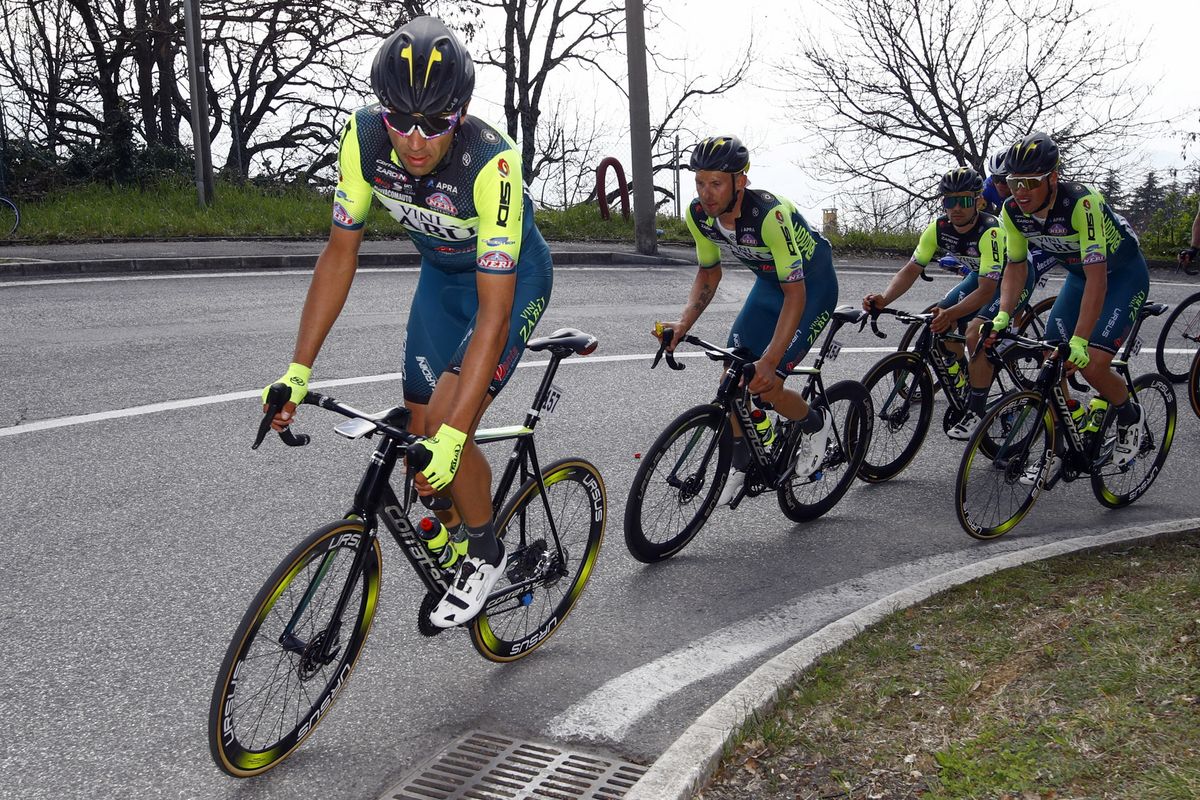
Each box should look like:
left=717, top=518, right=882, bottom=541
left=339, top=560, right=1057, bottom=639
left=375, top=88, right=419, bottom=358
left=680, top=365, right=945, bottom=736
left=785, top=0, right=1154, bottom=215
left=471, top=0, right=627, bottom=180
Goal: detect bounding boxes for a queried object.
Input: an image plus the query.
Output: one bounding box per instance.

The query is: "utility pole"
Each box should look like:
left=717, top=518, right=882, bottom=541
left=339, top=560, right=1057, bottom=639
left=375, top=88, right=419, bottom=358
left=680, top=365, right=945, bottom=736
left=624, top=0, right=656, bottom=254
left=183, top=0, right=215, bottom=206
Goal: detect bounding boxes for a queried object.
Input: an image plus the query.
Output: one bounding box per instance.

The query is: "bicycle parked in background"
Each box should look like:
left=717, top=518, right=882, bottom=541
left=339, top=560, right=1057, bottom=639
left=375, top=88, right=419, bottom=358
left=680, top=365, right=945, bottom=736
left=208, top=328, right=606, bottom=777
left=623, top=308, right=872, bottom=563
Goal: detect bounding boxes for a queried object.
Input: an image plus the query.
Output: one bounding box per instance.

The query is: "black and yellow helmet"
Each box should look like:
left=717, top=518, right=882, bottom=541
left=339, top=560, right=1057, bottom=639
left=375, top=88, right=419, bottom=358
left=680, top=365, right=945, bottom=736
left=1006, top=132, right=1060, bottom=175
left=689, top=136, right=750, bottom=174
left=370, top=16, right=475, bottom=116
left=938, top=166, right=983, bottom=194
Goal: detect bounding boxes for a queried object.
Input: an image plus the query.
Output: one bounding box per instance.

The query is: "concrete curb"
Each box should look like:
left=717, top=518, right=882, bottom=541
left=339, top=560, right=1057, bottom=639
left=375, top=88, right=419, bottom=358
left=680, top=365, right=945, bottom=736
left=623, top=517, right=1200, bottom=800
left=0, top=249, right=692, bottom=278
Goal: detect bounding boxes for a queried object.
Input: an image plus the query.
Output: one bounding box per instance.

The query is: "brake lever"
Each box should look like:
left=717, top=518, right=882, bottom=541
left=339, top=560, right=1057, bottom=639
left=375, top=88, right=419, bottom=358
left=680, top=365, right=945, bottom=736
left=653, top=327, right=685, bottom=371
left=252, top=382, right=310, bottom=450
left=971, top=321, right=993, bottom=361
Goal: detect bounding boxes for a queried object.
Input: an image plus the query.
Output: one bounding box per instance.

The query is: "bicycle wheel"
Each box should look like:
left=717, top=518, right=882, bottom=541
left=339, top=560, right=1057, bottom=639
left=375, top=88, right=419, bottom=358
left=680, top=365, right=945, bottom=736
left=1090, top=373, right=1176, bottom=508
left=777, top=379, right=871, bottom=522
left=1015, top=294, right=1056, bottom=340
left=0, top=197, right=17, bottom=239
left=623, top=404, right=731, bottom=563
left=955, top=391, right=1053, bottom=540
left=1190, top=351, right=1200, bottom=419
left=1154, top=291, right=1200, bottom=382
left=858, top=352, right=934, bottom=482
left=472, top=458, right=606, bottom=662
left=209, top=520, right=381, bottom=777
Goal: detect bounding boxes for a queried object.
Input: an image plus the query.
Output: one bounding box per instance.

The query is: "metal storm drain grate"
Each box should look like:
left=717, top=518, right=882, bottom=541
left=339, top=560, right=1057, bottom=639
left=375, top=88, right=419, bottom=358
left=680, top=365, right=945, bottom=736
left=379, top=730, right=647, bottom=800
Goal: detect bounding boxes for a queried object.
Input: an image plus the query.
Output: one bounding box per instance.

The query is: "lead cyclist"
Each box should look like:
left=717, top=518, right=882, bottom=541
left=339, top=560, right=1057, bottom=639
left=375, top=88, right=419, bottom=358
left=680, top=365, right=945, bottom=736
left=262, top=16, right=552, bottom=629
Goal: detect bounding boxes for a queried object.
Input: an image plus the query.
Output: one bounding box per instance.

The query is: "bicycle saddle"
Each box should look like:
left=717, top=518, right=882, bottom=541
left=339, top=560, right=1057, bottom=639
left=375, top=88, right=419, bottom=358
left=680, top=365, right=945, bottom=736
left=527, top=327, right=599, bottom=356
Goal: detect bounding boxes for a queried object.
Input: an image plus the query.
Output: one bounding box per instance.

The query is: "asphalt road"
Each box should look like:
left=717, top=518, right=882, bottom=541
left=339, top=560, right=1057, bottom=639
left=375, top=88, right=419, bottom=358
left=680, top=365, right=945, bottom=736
left=1, top=260, right=1197, bottom=799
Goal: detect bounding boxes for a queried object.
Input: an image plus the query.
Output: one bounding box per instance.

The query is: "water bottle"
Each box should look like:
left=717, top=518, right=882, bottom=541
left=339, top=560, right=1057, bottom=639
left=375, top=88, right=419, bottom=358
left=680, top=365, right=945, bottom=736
left=416, top=517, right=467, bottom=569
left=749, top=407, right=776, bottom=446
left=1067, top=398, right=1085, bottom=428
left=1081, top=397, right=1109, bottom=434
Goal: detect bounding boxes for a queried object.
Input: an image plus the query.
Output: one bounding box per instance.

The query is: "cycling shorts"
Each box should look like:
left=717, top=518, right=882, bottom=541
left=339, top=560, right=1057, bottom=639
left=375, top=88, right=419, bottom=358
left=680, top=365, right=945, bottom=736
left=979, top=263, right=1037, bottom=320
left=727, top=251, right=838, bottom=369
left=402, top=231, right=553, bottom=404
left=1043, top=253, right=1149, bottom=354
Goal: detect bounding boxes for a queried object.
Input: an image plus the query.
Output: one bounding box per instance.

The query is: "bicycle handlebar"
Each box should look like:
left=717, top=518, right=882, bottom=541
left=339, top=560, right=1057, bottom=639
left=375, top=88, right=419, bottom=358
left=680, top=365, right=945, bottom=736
left=253, top=383, right=311, bottom=450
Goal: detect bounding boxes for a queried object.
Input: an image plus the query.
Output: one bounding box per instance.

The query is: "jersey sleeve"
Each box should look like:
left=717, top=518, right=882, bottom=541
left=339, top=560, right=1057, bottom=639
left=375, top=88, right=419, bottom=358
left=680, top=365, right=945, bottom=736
left=910, top=221, right=939, bottom=266
left=761, top=205, right=806, bottom=283
left=472, top=149, right=525, bottom=274
left=332, top=113, right=373, bottom=230
left=1071, top=190, right=1109, bottom=266
left=978, top=222, right=1005, bottom=280
left=1001, top=203, right=1029, bottom=264
left=684, top=203, right=723, bottom=268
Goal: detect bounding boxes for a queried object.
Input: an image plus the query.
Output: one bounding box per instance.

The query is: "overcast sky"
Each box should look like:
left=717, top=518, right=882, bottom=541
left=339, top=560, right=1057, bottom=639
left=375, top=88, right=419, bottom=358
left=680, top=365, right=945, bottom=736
left=464, top=0, right=1200, bottom=220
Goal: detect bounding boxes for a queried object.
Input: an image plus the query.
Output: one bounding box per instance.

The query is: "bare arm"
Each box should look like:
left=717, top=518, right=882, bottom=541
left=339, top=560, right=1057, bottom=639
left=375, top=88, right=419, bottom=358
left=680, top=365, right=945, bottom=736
left=291, top=225, right=365, bottom=366
left=663, top=265, right=723, bottom=350
left=749, top=280, right=806, bottom=393
left=1075, top=262, right=1108, bottom=341
left=444, top=271, right=515, bottom=433
left=864, top=260, right=923, bottom=310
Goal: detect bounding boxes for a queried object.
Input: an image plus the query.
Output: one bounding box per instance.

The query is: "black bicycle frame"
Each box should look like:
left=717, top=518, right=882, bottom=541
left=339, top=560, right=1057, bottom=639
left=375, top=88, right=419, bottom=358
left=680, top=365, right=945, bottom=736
left=281, top=348, right=578, bottom=659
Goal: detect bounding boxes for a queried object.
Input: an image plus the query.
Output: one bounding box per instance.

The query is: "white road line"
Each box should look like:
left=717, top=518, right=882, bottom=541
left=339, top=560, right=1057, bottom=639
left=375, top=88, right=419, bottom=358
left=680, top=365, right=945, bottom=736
left=544, top=533, right=1080, bottom=742
left=0, top=350, right=823, bottom=438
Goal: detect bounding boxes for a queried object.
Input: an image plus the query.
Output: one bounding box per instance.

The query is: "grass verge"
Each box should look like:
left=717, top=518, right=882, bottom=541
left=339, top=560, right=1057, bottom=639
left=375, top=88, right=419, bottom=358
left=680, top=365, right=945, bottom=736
left=698, top=538, right=1200, bottom=800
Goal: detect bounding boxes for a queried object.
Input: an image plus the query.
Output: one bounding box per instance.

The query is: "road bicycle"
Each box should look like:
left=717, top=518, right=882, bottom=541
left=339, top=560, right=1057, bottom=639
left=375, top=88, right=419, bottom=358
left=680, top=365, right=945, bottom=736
left=895, top=260, right=1057, bottom=355
left=1154, top=289, right=1200, bottom=383
left=0, top=195, right=16, bottom=239
left=208, top=328, right=606, bottom=777
left=857, top=306, right=1042, bottom=482
left=622, top=307, right=872, bottom=563
left=954, top=303, right=1175, bottom=540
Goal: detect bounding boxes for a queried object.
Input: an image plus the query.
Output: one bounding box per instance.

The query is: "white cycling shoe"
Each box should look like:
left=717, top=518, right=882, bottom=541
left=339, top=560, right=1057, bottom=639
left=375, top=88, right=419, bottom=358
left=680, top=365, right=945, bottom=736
left=717, top=468, right=746, bottom=506
left=429, top=543, right=507, bottom=629
left=1112, top=404, right=1144, bottom=468
left=793, top=410, right=834, bottom=479
left=1019, top=452, right=1059, bottom=487
left=946, top=410, right=982, bottom=441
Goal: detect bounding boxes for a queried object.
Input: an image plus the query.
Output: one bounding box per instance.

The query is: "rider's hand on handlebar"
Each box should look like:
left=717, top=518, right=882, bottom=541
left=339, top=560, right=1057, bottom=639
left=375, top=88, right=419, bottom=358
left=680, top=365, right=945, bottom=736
left=862, top=294, right=885, bottom=313
left=262, top=362, right=311, bottom=432
left=748, top=356, right=782, bottom=395
left=654, top=320, right=687, bottom=352
left=417, top=423, right=468, bottom=491
left=929, top=307, right=954, bottom=334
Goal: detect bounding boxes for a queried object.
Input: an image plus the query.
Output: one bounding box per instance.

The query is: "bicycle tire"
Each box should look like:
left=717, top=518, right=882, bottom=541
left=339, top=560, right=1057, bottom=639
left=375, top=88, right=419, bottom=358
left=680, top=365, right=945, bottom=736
left=623, top=404, right=731, bottom=563
left=471, top=458, right=606, bottom=662
left=777, top=379, right=871, bottom=521
left=1014, top=294, right=1056, bottom=340
left=858, top=351, right=934, bottom=482
left=1154, top=291, right=1200, bottom=383
left=1190, top=350, right=1200, bottom=419
left=1090, top=373, right=1176, bottom=509
left=955, top=390, right=1053, bottom=540
left=209, top=520, right=381, bottom=777
left=0, top=197, right=16, bottom=239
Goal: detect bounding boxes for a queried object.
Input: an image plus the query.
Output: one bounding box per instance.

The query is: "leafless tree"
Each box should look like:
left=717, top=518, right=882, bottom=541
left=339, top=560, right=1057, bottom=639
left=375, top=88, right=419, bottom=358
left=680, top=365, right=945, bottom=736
left=784, top=0, right=1154, bottom=218
left=471, top=0, right=627, bottom=181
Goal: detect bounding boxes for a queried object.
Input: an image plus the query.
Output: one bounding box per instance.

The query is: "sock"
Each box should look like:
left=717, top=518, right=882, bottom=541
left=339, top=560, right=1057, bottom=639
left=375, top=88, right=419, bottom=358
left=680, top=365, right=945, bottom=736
left=799, top=407, right=825, bottom=434
left=465, top=520, right=501, bottom=565
left=1115, top=399, right=1140, bottom=425
left=967, top=387, right=989, bottom=416
left=731, top=436, right=750, bottom=471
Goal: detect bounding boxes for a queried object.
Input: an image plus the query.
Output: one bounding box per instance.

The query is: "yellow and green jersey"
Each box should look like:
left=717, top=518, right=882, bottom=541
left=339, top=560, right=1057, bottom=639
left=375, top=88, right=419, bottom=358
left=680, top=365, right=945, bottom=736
left=333, top=104, right=535, bottom=275
left=911, top=213, right=1005, bottom=280
left=1001, top=181, right=1141, bottom=278
left=684, top=189, right=831, bottom=285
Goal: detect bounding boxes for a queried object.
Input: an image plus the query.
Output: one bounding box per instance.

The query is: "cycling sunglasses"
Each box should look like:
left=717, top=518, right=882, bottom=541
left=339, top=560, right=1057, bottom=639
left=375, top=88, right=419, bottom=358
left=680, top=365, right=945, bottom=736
left=381, top=107, right=462, bottom=139
left=1005, top=171, right=1052, bottom=191
left=941, top=195, right=976, bottom=209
